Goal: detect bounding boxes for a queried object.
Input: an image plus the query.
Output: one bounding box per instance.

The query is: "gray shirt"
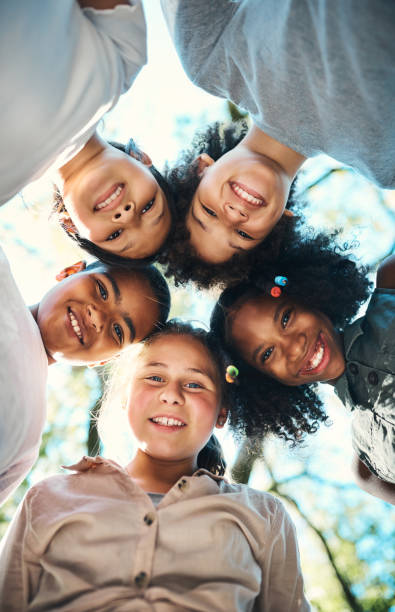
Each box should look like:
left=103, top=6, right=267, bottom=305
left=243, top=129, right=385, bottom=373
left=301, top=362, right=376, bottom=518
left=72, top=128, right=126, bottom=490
left=161, top=0, right=395, bottom=188
left=335, top=289, right=395, bottom=483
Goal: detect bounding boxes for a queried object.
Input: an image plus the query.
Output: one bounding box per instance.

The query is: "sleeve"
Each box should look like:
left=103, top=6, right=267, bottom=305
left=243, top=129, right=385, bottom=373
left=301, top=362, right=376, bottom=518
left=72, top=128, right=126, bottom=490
left=81, top=1, right=147, bottom=107
left=255, top=499, right=310, bottom=612
left=0, top=492, right=41, bottom=611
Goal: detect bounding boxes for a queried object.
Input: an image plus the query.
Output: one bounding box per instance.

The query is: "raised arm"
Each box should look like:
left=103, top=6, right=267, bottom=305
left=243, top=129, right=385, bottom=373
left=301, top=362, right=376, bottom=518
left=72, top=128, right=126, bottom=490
left=0, top=493, right=41, bottom=610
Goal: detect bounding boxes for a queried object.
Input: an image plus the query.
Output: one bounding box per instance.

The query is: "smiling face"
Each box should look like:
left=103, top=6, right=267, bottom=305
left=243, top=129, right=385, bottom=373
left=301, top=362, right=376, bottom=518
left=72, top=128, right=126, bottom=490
left=61, top=143, right=171, bottom=259
left=36, top=265, right=160, bottom=365
left=230, top=294, right=346, bottom=385
left=186, top=148, right=293, bottom=263
left=126, top=334, right=226, bottom=467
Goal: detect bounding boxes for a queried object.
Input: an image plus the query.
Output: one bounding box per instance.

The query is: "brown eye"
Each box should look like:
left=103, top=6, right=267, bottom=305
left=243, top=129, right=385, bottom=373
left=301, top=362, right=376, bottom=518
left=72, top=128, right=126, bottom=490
left=142, top=199, right=155, bottom=214
left=202, top=204, right=217, bottom=217
left=281, top=308, right=293, bottom=328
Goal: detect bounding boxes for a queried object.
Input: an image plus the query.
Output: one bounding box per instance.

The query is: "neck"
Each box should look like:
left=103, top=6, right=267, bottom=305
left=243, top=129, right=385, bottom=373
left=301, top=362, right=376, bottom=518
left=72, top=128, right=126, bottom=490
left=126, top=449, right=197, bottom=494
left=29, top=304, right=55, bottom=366
left=56, top=132, right=105, bottom=190
left=242, top=123, right=306, bottom=178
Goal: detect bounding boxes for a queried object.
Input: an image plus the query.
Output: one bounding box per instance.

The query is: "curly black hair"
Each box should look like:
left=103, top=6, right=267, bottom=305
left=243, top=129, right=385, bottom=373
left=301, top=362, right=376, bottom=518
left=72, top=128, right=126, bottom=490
left=210, top=231, right=373, bottom=445
left=53, top=139, right=175, bottom=270
left=158, top=120, right=305, bottom=289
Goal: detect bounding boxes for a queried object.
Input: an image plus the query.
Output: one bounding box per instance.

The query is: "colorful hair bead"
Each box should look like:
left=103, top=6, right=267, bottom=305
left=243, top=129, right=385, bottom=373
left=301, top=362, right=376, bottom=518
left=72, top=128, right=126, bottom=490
left=274, top=276, right=288, bottom=287
left=225, top=364, right=239, bottom=384
left=270, top=286, right=282, bottom=298
left=270, top=275, right=288, bottom=297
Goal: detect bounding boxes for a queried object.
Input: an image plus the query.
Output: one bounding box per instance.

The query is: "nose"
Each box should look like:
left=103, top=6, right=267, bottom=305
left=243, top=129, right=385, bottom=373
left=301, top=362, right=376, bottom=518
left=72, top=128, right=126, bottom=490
left=159, top=383, right=184, bottom=406
left=87, top=304, right=105, bottom=333
left=223, top=201, right=248, bottom=224
left=111, top=201, right=135, bottom=224
left=285, top=331, right=307, bottom=362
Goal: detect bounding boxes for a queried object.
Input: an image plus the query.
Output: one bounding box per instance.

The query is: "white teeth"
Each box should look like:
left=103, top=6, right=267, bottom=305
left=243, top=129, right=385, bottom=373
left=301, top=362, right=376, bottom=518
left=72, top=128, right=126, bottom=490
left=232, top=183, right=263, bottom=205
left=306, top=340, right=324, bottom=371
left=152, top=416, right=185, bottom=427
left=69, top=310, right=82, bottom=340
left=95, top=185, right=123, bottom=210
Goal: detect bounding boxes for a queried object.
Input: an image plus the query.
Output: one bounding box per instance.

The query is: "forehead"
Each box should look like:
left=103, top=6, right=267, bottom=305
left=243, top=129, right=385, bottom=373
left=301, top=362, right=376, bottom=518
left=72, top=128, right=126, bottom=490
left=141, top=334, right=217, bottom=373
left=230, top=294, right=284, bottom=343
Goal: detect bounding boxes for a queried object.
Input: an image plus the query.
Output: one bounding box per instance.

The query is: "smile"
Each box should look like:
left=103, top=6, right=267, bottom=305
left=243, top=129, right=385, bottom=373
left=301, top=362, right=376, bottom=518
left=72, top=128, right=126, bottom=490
left=94, top=183, right=124, bottom=212
left=68, top=307, right=84, bottom=344
left=299, top=333, right=330, bottom=376
left=150, top=416, right=186, bottom=428
left=230, top=181, right=265, bottom=207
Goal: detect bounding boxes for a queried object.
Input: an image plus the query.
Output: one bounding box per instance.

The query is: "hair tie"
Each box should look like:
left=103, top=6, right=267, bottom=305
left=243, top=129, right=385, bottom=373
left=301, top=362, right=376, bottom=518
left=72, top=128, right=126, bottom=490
left=226, top=365, right=239, bottom=384
left=270, top=275, right=288, bottom=298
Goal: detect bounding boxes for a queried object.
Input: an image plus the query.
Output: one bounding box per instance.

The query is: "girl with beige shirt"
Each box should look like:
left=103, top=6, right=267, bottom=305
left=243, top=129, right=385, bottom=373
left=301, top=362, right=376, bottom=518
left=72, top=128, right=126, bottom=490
left=0, top=321, right=310, bottom=611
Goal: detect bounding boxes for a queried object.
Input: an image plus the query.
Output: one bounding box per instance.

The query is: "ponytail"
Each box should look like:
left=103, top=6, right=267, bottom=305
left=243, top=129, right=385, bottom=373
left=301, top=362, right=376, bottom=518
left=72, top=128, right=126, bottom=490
left=197, top=435, right=226, bottom=476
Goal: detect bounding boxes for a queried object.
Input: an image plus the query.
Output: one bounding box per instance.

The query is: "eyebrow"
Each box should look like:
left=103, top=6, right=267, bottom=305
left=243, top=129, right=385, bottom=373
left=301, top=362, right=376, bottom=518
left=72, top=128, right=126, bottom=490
left=152, top=202, right=165, bottom=227
left=101, top=273, right=136, bottom=343
left=252, top=303, right=283, bottom=363
left=191, top=206, right=207, bottom=231
left=123, top=315, right=135, bottom=343
left=102, top=272, right=121, bottom=304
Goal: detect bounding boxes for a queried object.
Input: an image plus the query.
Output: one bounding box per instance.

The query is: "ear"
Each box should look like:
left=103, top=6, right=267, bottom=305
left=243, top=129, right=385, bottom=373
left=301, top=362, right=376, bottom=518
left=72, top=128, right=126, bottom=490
left=56, top=260, right=86, bottom=282
left=215, top=406, right=228, bottom=429
left=128, top=149, right=152, bottom=167
left=282, top=208, right=294, bottom=218
left=194, top=153, right=215, bottom=178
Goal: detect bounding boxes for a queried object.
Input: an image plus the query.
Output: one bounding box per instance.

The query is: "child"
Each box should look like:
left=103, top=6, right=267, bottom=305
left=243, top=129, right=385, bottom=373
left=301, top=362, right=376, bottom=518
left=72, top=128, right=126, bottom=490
left=159, top=120, right=302, bottom=288
left=160, top=0, right=395, bottom=269
left=0, top=246, right=170, bottom=504
left=1, top=2, right=172, bottom=262
left=210, top=236, right=395, bottom=503
left=0, top=321, right=310, bottom=611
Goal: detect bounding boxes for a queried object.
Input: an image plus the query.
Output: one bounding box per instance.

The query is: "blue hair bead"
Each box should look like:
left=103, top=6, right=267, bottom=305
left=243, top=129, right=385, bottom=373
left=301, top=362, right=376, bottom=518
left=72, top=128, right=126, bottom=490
left=274, top=276, right=288, bottom=287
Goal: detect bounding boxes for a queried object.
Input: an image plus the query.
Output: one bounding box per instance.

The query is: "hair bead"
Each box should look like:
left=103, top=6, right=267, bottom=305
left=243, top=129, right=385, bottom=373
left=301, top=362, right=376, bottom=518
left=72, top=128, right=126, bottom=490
left=270, top=286, right=282, bottom=298
left=225, top=364, right=239, bottom=384
left=274, top=275, right=288, bottom=287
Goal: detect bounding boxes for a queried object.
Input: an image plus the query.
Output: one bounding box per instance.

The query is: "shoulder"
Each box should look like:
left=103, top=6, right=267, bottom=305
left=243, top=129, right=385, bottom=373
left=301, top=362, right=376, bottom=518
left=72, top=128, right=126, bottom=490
left=219, top=481, right=287, bottom=522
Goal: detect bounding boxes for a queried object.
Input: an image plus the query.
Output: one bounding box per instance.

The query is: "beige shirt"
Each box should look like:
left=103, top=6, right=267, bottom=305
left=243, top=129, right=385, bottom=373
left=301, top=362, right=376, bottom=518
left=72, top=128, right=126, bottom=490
left=0, top=456, right=310, bottom=611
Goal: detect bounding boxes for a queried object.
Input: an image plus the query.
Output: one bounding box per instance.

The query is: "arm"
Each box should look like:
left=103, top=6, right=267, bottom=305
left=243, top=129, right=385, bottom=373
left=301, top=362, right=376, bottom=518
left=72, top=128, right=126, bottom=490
left=78, top=0, right=130, bottom=8
left=0, top=493, right=41, bottom=610
left=376, top=254, right=395, bottom=290
left=256, top=500, right=310, bottom=611
left=351, top=454, right=395, bottom=505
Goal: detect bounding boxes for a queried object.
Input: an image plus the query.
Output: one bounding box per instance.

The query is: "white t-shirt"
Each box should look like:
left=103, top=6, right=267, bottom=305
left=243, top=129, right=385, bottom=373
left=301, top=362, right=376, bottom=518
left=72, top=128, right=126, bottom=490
left=0, top=248, right=48, bottom=504
left=0, top=1, right=147, bottom=206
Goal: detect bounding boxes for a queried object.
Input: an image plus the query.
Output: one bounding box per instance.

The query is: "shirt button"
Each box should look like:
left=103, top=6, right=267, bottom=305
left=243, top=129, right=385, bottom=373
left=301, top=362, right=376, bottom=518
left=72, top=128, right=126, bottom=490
left=367, top=371, right=378, bottom=386
left=144, top=512, right=155, bottom=526
left=348, top=363, right=359, bottom=375
left=178, top=478, right=188, bottom=491
left=134, top=571, right=147, bottom=588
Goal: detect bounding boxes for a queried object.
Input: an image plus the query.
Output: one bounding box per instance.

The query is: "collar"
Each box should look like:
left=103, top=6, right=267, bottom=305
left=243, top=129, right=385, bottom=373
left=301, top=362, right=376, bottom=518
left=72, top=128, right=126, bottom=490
left=63, top=456, right=227, bottom=485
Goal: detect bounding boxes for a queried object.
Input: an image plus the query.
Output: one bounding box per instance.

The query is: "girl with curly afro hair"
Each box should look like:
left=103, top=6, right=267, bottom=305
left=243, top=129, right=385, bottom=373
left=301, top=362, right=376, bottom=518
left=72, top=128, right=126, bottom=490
left=211, top=234, right=395, bottom=503
left=158, top=120, right=306, bottom=289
